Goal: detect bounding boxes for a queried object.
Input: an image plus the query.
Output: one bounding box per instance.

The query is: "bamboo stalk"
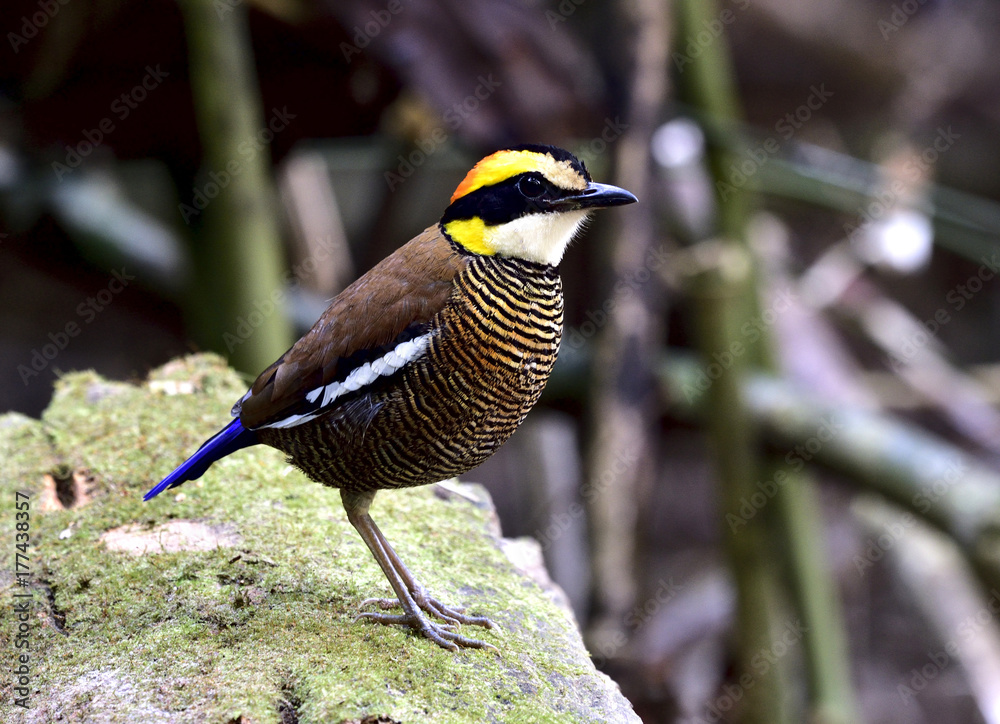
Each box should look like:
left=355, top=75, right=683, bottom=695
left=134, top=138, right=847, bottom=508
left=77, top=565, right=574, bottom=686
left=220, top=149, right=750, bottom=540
left=674, top=0, right=858, bottom=720
left=178, top=0, right=293, bottom=374
left=768, top=458, right=856, bottom=724
left=689, top=242, right=792, bottom=724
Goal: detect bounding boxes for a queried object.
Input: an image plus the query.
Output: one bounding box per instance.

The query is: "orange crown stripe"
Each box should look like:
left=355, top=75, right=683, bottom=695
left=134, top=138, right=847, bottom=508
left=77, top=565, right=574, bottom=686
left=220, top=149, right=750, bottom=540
left=450, top=150, right=549, bottom=203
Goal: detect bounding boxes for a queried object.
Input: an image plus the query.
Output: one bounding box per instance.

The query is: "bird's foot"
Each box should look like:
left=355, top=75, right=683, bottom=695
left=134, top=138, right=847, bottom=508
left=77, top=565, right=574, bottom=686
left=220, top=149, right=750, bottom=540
left=357, top=590, right=497, bottom=651
left=341, top=496, right=497, bottom=651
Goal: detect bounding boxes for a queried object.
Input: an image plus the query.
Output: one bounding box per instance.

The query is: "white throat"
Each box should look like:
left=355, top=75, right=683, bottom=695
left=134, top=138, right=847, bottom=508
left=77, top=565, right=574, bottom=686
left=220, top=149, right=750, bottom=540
left=486, top=210, right=589, bottom=266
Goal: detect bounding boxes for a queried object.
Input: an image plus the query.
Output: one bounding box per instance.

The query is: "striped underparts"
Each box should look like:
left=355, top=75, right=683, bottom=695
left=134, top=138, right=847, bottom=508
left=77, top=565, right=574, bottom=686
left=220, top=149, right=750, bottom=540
left=257, top=254, right=564, bottom=492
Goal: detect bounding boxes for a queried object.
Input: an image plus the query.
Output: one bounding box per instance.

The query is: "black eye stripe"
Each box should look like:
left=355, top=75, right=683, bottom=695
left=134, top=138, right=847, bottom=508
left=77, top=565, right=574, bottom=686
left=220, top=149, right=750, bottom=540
left=442, top=172, right=569, bottom=225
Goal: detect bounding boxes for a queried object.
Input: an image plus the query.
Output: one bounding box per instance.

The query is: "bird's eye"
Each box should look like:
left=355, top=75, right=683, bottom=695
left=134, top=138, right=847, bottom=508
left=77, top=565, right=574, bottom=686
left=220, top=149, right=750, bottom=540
left=518, top=176, right=546, bottom=199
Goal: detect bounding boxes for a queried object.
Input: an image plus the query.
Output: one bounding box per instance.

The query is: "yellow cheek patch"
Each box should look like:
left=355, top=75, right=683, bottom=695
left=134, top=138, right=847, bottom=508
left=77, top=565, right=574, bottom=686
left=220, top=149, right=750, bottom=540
left=451, top=150, right=587, bottom=203
left=444, top=218, right=494, bottom=256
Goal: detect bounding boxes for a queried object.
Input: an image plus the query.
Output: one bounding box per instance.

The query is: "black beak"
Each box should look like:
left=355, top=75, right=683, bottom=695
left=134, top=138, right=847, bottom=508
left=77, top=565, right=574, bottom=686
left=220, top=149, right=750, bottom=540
left=554, top=182, right=638, bottom=211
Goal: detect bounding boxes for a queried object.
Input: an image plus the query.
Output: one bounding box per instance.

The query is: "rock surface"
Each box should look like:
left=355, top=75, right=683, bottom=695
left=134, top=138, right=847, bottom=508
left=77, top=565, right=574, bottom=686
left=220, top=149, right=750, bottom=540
left=1, top=354, right=641, bottom=723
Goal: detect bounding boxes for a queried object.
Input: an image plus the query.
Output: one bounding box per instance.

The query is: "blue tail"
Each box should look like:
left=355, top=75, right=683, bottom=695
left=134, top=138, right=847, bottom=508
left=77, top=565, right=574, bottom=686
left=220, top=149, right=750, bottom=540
left=144, top=419, right=257, bottom=501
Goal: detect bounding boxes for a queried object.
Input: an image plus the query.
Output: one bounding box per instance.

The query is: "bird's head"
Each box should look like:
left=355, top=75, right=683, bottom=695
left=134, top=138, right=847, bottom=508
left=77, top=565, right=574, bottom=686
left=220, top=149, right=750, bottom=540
left=440, top=144, right=637, bottom=267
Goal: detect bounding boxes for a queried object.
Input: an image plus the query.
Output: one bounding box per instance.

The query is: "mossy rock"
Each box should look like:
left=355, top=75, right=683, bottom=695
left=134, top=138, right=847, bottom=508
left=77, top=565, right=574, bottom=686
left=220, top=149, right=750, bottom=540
left=0, top=354, right=640, bottom=723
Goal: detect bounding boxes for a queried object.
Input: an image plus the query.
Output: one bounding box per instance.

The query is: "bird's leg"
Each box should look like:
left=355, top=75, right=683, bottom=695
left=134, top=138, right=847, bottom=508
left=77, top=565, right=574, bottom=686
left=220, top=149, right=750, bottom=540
left=341, top=489, right=496, bottom=651
left=359, top=520, right=494, bottom=625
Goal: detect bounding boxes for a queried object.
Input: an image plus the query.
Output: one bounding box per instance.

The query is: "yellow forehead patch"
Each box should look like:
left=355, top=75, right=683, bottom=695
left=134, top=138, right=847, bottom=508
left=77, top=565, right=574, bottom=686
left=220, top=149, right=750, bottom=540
left=451, top=150, right=587, bottom=203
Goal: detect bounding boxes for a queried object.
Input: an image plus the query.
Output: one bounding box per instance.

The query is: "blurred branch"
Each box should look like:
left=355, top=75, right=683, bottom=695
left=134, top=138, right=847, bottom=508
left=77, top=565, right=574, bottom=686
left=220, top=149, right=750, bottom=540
left=662, top=356, right=1000, bottom=600
left=855, top=498, right=1000, bottom=724
left=585, top=0, right=670, bottom=645
left=50, top=174, right=189, bottom=293
left=861, top=364, right=1000, bottom=408
left=691, top=120, right=1000, bottom=263
left=178, top=0, right=293, bottom=373
left=835, top=277, right=1000, bottom=461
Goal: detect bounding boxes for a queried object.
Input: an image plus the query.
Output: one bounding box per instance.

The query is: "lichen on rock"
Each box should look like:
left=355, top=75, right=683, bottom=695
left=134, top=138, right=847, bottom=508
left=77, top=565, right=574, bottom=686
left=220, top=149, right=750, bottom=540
left=0, top=354, right=640, bottom=723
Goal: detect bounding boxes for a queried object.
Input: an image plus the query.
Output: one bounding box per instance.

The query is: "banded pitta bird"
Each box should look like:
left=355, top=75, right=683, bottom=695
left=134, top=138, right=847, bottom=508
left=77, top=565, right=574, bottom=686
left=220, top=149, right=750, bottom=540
left=145, top=144, right=637, bottom=650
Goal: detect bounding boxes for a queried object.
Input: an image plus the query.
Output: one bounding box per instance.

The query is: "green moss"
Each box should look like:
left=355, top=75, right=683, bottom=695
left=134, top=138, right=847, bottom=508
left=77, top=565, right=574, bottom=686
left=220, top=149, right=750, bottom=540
left=1, top=354, right=638, bottom=723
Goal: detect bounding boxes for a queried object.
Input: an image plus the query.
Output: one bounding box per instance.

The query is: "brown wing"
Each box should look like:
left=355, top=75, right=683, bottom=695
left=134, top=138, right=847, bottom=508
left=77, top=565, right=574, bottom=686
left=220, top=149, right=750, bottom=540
left=236, top=225, right=467, bottom=429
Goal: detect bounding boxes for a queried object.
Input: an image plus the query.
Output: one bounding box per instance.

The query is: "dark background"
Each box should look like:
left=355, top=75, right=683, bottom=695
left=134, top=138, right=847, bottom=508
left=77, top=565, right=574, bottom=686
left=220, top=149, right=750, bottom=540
left=4, top=0, right=1000, bottom=721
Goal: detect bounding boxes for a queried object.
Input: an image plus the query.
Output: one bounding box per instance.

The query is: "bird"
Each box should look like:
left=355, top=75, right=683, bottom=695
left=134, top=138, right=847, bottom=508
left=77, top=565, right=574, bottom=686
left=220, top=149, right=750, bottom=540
left=145, top=144, right=637, bottom=650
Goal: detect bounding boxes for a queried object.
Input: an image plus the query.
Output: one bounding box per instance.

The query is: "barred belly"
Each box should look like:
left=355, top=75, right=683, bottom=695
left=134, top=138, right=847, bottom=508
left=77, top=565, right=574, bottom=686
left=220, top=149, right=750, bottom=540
left=260, top=255, right=563, bottom=492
